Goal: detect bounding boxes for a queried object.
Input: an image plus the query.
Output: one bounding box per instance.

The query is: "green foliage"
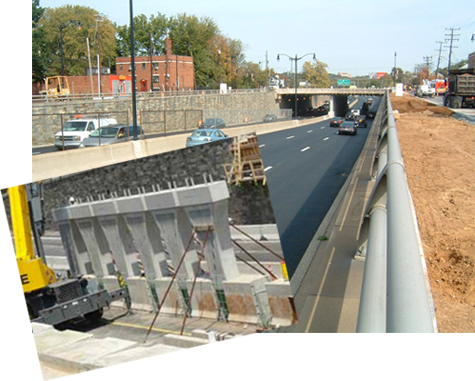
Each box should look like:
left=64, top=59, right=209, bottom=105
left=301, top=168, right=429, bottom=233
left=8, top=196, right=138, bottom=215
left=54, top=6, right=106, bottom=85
left=32, top=0, right=49, bottom=82
left=302, top=60, right=331, bottom=87
left=40, top=5, right=116, bottom=76
left=115, top=12, right=169, bottom=57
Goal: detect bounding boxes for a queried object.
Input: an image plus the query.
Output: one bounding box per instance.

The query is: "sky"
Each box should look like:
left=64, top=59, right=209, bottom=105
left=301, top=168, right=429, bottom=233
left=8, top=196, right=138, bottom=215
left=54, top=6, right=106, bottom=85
left=35, top=0, right=475, bottom=77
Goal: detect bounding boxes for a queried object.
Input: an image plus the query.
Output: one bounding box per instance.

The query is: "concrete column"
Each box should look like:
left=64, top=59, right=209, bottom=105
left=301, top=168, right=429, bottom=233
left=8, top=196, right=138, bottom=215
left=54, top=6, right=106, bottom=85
left=151, top=209, right=200, bottom=281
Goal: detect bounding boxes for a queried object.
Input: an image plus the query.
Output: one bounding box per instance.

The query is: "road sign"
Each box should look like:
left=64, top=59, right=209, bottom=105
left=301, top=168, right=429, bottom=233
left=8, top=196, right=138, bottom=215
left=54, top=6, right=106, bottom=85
left=337, top=79, right=351, bottom=86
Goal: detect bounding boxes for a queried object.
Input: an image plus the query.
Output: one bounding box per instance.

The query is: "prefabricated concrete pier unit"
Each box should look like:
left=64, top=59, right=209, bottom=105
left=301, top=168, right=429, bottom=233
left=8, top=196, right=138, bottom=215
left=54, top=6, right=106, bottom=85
left=52, top=180, right=292, bottom=326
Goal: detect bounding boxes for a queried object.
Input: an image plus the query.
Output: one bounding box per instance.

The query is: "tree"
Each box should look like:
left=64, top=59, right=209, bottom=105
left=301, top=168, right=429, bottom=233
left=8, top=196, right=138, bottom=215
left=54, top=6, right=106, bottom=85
left=302, top=60, right=331, bottom=87
left=40, top=5, right=116, bottom=76
left=32, top=0, right=49, bottom=82
left=115, top=12, right=169, bottom=57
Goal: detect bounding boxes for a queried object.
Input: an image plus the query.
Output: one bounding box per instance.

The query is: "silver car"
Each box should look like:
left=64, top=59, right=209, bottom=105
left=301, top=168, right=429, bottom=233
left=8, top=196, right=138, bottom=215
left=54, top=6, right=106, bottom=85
left=79, top=125, right=144, bottom=147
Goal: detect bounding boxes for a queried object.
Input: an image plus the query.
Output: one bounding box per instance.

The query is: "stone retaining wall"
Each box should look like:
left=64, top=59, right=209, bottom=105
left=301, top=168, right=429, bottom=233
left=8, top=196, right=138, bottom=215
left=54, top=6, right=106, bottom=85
left=32, top=92, right=281, bottom=146
left=40, top=139, right=275, bottom=230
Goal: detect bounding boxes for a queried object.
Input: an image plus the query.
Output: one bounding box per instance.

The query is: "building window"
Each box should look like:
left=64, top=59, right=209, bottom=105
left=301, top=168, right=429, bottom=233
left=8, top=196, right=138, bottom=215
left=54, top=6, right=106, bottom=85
left=142, top=63, right=146, bottom=70
left=154, top=63, right=159, bottom=70
left=153, top=75, right=159, bottom=83
left=120, top=64, right=123, bottom=70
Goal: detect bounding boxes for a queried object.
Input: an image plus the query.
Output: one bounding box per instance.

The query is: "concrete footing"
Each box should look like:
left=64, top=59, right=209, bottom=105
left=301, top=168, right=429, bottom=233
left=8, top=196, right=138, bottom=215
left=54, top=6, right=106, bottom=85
left=265, top=280, right=296, bottom=326
left=223, top=275, right=271, bottom=325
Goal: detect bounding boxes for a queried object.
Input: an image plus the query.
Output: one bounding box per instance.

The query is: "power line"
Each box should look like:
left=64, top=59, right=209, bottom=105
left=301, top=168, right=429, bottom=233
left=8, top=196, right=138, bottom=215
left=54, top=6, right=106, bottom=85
left=444, top=27, right=460, bottom=71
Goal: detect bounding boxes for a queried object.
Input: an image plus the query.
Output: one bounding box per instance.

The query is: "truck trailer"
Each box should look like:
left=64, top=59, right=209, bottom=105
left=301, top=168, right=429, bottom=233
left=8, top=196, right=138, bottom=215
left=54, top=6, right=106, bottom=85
left=444, top=68, right=475, bottom=108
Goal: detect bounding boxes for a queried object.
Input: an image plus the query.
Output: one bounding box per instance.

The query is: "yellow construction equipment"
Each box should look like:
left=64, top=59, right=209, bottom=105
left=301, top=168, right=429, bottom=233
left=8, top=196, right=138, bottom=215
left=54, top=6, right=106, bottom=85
left=9, top=185, right=56, bottom=294
left=40, top=76, right=70, bottom=98
left=7, top=183, right=127, bottom=325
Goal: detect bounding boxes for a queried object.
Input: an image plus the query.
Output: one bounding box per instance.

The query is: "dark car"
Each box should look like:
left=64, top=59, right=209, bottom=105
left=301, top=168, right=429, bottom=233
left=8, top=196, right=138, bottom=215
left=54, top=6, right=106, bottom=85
left=367, top=107, right=377, bottom=119
left=186, top=128, right=230, bottom=147
left=263, top=114, right=277, bottom=123
left=329, top=117, right=345, bottom=127
left=79, top=125, right=144, bottom=147
left=199, top=118, right=226, bottom=129
left=338, top=121, right=357, bottom=135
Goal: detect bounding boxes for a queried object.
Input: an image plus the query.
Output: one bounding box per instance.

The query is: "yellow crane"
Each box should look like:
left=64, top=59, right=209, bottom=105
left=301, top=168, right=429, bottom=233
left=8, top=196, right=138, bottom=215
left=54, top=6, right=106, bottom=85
left=9, top=185, right=56, bottom=295
left=8, top=184, right=128, bottom=325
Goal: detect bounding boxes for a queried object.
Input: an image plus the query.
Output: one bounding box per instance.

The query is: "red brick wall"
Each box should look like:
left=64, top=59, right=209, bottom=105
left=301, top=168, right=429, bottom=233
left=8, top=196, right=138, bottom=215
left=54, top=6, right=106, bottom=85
left=33, top=75, right=113, bottom=95
left=116, top=55, right=195, bottom=91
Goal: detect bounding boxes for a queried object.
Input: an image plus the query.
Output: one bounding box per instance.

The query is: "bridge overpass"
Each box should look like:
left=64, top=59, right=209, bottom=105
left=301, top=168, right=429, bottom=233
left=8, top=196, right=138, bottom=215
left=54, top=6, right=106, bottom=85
left=275, top=87, right=386, bottom=117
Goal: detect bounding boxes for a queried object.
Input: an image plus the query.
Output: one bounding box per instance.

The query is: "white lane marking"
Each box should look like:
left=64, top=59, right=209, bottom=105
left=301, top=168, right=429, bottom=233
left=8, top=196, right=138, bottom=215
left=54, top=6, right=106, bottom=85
left=323, top=137, right=329, bottom=141
left=321, top=126, right=325, bottom=129
left=286, top=135, right=294, bottom=139
left=259, top=144, right=265, bottom=148
left=307, top=130, right=313, bottom=133
left=264, top=166, right=272, bottom=172
left=301, top=147, right=310, bottom=152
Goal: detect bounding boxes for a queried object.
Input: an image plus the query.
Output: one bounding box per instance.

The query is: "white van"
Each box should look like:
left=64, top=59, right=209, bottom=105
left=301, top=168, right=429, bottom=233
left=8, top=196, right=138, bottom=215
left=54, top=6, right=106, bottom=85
left=54, top=116, right=117, bottom=150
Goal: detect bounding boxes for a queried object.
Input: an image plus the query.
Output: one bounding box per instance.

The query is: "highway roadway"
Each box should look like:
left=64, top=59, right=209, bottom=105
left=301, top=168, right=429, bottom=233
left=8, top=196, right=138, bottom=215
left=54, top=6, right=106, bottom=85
left=259, top=96, right=379, bottom=278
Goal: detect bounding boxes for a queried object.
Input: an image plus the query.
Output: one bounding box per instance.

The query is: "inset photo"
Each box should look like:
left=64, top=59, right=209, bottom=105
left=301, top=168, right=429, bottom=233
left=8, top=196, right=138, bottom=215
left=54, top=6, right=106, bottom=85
left=3, top=134, right=296, bottom=379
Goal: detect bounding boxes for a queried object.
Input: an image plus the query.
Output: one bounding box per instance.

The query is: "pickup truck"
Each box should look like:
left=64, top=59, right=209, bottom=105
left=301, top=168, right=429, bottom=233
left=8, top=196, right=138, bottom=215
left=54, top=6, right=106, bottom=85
left=55, top=116, right=117, bottom=150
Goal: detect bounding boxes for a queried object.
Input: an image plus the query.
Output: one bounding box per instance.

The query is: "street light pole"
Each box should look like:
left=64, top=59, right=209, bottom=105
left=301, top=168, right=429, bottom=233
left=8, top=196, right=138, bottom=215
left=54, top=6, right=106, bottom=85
left=129, top=0, right=138, bottom=140
left=277, top=53, right=316, bottom=118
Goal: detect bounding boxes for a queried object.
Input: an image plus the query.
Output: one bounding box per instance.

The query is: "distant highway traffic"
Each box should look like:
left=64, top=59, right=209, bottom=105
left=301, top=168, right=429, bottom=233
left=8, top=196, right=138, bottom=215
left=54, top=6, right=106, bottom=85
left=259, top=96, right=379, bottom=277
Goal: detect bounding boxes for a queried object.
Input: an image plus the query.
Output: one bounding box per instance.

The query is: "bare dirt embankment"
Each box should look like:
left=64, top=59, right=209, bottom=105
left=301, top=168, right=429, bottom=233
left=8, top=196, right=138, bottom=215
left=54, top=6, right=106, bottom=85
left=390, top=94, right=475, bottom=332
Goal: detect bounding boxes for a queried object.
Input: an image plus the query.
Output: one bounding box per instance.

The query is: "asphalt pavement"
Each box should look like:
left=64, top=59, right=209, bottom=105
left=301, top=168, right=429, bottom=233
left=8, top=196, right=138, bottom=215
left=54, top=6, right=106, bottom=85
left=259, top=97, right=376, bottom=278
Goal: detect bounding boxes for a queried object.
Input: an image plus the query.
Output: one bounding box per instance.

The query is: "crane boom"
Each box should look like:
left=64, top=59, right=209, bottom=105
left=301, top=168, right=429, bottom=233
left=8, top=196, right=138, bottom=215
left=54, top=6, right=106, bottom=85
left=8, top=185, right=56, bottom=293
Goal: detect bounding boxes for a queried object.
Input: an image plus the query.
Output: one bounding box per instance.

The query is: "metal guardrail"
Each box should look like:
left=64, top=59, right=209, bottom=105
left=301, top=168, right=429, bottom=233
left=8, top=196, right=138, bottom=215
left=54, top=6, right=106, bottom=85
left=32, top=88, right=269, bottom=103
left=356, top=93, right=437, bottom=333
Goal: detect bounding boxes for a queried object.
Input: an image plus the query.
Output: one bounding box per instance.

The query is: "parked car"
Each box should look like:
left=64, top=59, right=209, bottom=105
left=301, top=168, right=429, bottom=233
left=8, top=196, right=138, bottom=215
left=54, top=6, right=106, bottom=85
left=199, top=118, right=226, bottom=129
left=329, top=117, right=345, bottom=127
left=79, top=125, right=144, bottom=147
left=263, top=114, right=277, bottom=123
left=186, top=128, right=230, bottom=147
left=338, top=121, right=358, bottom=135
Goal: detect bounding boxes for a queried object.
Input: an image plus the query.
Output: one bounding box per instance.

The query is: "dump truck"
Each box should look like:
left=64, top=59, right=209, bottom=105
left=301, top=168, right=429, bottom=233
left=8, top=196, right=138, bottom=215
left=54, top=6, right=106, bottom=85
left=444, top=68, right=475, bottom=108
left=7, top=184, right=127, bottom=327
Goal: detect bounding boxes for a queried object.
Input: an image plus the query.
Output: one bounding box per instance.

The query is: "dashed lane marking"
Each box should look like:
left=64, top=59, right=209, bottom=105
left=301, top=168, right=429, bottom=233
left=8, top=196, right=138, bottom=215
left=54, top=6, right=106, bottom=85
left=264, top=166, right=273, bottom=172
left=301, top=147, right=310, bottom=152
left=323, top=137, right=329, bottom=141
left=259, top=144, right=265, bottom=148
left=286, top=135, right=295, bottom=139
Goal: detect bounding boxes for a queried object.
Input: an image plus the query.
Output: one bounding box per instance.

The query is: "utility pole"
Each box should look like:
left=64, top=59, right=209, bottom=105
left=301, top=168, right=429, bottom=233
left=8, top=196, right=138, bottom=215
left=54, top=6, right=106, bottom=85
left=96, top=14, right=103, bottom=95
left=423, top=56, right=432, bottom=80
left=265, top=50, right=269, bottom=89
left=445, top=28, right=460, bottom=72
left=393, top=51, right=397, bottom=87
left=149, top=32, right=153, bottom=92
left=435, top=41, right=444, bottom=79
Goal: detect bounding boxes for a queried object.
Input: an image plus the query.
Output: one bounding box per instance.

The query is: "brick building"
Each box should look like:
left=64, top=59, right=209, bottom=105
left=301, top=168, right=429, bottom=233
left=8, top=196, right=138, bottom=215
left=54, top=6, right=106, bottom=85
left=116, top=37, right=195, bottom=92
